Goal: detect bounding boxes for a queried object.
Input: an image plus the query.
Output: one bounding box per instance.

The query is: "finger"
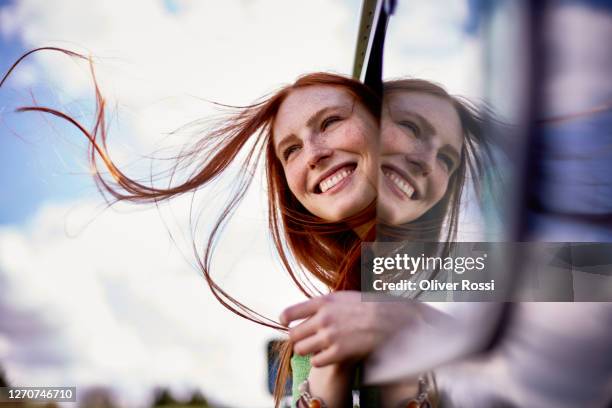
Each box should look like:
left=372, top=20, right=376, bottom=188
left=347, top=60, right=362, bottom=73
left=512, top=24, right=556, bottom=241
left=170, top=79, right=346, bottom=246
left=293, top=331, right=328, bottom=356
left=279, top=297, right=325, bottom=326
left=288, top=314, right=321, bottom=343
left=310, top=344, right=343, bottom=367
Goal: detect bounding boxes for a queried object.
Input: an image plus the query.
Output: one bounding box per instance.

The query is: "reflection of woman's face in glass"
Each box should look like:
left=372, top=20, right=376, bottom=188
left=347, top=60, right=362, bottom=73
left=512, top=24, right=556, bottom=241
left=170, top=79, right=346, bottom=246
left=272, top=86, right=378, bottom=221
left=378, top=91, right=464, bottom=225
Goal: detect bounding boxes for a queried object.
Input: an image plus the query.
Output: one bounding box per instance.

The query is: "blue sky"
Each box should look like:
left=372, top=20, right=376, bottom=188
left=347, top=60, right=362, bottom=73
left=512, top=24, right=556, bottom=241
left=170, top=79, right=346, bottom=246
left=1, top=36, right=96, bottom=224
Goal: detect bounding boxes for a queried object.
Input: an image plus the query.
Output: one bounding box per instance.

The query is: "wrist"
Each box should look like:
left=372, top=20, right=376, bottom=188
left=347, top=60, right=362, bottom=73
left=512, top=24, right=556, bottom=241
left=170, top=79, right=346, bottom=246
left=309, top=363, right=353, bottom=385
left=306, top=364, right=355, bottom=408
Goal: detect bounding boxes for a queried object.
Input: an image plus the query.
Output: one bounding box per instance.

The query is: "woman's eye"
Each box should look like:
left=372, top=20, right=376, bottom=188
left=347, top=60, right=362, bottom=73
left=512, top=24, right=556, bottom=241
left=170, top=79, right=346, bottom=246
left=438, top=154, right=454, bottom=172
left=399, top=120, right=420, bottom=136
left=283, top=144, right=301, bottom=161
left=321, top=115, right=342, bottom=131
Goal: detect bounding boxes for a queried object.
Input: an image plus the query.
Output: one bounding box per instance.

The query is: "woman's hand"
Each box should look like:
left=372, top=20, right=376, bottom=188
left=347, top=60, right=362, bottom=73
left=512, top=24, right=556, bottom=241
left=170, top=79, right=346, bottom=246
left=280, top=291, right=420, bottom=367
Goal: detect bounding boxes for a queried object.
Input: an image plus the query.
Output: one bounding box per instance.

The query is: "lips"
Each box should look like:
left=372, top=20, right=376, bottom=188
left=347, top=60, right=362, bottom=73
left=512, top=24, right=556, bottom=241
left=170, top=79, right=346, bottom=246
left=314, top=163, right=357, bottom=194
left=382, top=165, right=418, bottom=199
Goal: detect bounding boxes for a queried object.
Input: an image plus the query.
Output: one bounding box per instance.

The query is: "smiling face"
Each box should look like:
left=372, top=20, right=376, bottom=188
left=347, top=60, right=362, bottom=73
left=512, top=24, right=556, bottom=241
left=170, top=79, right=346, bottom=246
left=378, top=91, right=464, bottom=225
left=272, top=85, right=378, bottom=222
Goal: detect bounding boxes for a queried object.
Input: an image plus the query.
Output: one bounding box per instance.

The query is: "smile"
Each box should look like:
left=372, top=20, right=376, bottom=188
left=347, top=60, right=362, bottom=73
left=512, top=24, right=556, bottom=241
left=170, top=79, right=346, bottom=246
left=382, top=167, right=416, bottom=199
left=317, top=164, right=356, bottom=194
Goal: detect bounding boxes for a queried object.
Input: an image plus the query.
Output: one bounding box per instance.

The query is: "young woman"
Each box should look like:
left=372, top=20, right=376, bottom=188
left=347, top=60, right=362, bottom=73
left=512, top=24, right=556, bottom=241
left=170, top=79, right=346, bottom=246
left=0, top=47, right=381, bottom=406
left=282, top=79, right=493, bottom=408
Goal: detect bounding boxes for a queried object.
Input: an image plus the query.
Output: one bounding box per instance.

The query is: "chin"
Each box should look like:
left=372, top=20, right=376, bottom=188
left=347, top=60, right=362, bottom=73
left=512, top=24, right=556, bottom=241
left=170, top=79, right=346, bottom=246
left=326, top=209, right=356, bottom=222
left=328, top=204, right=369, bottom=222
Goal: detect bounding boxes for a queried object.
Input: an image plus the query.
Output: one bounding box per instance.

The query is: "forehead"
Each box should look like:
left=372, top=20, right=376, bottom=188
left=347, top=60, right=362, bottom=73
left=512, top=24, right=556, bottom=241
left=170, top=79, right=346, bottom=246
left=385, top=91, right=463, bottom=150
left=273, top=86, right=354, bottom=143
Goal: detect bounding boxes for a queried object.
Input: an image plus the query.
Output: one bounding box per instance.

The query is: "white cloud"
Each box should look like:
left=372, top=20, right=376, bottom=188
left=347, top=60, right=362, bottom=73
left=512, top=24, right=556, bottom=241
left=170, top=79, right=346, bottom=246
left=0, top=194, right=304, bottom=407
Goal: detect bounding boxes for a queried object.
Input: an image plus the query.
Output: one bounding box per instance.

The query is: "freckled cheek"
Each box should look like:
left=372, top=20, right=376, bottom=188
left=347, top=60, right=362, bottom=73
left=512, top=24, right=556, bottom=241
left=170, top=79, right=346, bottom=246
left=284, top=165, right=308, bottom=198
left=339, top=123, right=375, bottom=152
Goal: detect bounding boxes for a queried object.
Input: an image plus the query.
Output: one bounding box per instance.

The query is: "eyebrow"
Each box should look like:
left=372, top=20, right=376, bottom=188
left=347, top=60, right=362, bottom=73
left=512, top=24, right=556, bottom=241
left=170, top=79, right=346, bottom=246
left=394, top=109, right=461, bottom=164
left=275, top=106, right=343, bottom=159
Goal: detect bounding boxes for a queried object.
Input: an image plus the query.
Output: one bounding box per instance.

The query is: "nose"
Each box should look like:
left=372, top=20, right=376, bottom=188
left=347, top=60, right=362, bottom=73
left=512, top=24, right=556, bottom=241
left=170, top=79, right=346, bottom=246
left=307, top=145, right=333, bottom=169
left=405, top=147, right=434, bottom=176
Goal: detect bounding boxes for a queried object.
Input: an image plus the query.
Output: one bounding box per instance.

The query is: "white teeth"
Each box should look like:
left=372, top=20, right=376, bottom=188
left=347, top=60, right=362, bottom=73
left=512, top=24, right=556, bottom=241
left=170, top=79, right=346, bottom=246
left=319, top=168, right=354, bottom=193
left=384, top=170, right=415, bottom=198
